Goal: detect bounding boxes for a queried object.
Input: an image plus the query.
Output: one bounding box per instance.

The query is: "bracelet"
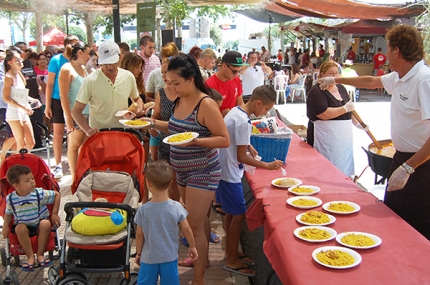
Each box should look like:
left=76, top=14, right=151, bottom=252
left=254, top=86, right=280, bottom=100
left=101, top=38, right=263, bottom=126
left=151, top=118, right=156, bottom=128
left=136, top=253, right=141, bottom=256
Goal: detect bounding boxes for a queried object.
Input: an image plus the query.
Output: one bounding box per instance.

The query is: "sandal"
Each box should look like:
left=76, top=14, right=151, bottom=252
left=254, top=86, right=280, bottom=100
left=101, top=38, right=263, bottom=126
left=178, top=257, right=210, bottom=268
left=37, top=258, right=52, bottom=268
left=21, top=262, right=34, bottom=272
left=209, top=232, right=221, bottom=244
left=223, top=265, right=256, bottom=277
left=211, top=202, right=225, bottom=215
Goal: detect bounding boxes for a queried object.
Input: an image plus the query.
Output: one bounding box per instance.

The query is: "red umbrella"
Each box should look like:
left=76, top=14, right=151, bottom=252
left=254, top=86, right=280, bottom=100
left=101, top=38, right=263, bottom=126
left=29, top=28, right=67, bottom=47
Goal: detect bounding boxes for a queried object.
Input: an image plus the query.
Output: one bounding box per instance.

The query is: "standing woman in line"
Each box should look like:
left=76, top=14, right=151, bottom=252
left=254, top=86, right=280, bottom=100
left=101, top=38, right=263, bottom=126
left=85, top=50, right=98, bottom=74
left=2, top=49, right=40, bottom=150
left=44, top=35, right=79, bottom=179
left=144, top=54, right=230, bottom=284
left=59, top=42, right=91, bottom=181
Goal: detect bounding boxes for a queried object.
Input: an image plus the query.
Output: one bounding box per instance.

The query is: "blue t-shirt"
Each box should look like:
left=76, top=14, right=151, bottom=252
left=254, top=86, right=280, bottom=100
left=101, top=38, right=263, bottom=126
left=48, top=54, right=69, bottom=100
left=134, top=200, right=187, bottom=264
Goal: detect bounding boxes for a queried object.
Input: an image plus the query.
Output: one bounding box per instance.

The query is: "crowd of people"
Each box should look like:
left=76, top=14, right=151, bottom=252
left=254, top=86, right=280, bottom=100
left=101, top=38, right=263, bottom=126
left=1, top=23, right=430, bottom=284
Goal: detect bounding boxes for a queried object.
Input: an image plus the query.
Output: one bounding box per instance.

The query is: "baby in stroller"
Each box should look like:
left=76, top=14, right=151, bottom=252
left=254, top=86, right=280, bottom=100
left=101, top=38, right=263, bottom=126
left=2, top=165, right=60, bottom=271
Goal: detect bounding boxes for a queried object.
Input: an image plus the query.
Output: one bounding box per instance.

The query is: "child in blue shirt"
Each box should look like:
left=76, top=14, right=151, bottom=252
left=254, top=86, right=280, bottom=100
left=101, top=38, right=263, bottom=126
left=2, top=164, right=61, bottom=271
left=217, top=85, right=283, bottom=277
left=134, top=160, right=197, bottom=285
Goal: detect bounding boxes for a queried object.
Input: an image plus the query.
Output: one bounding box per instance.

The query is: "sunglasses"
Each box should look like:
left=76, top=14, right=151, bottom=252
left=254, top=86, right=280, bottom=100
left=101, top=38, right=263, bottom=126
left=226, top=64, right=240, bottom=75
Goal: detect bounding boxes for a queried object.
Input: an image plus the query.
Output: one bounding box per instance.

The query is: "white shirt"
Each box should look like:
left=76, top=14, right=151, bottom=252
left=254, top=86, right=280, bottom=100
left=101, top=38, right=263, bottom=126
left=261, top=50, right=271, bottom=62
left=241, top=65, right=265, bottom=95
left=145, top=68, right=165, bottom=98
left=381, top=60, right=430, bottom=152
left=218, top=107, right=252, bottom=183
left=288, top=53, right=296, bottom=65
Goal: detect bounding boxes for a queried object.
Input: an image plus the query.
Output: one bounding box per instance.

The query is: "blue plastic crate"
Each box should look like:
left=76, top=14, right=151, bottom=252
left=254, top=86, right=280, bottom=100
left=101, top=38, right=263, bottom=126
left=250, top=128, right=293, bottom=163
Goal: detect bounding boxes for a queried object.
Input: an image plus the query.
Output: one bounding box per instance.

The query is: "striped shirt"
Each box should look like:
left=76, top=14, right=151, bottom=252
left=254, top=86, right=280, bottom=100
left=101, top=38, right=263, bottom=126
left=5, top=188, right=56, bottom=226
left=140, top=52, right=160, bottom=85
left=168, top=97, right=220, bottom=173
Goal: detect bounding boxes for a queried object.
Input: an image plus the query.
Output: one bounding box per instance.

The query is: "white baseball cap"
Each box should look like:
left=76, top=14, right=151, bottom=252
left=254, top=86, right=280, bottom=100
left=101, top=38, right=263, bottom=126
left=98, top=41, right=120, bottom=65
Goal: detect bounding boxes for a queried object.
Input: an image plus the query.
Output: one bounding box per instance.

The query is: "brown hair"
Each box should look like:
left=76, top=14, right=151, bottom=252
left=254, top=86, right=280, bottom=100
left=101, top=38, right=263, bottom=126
left=118, top=42, right=130, bottom=52
left=63, top=35, right=79, bottom=47
left=318, top=60, right=339, bottom=79
left=385, top=24, right=424, bottom=63
left=139, top=35, right=154, bottom=47
left=146, top=160, right=173, bottom=191
left=4, top=49, right=26, bottom=84
left=208, top=88, right=223, bottom=102
left=250, top=85, right=276, bottom=105
left=65, top=41, right=89, bottom=61
left=120, top=52, right=145, bottom=94
left=6, top=165, right=32, bottom=185
left=160, top=42, right=179, bottom=61
left=188, top=46, right=202, bottom=59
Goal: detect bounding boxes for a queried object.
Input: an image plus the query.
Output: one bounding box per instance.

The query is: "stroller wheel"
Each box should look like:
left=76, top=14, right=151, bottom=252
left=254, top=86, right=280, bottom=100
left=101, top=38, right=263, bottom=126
left=3, top=270, right=19, bottom=285
left=117, top=272, right=138, bottom=285
left=57, top=276, right=88, bottom=285
left=48, top=266, right=60, bottom=285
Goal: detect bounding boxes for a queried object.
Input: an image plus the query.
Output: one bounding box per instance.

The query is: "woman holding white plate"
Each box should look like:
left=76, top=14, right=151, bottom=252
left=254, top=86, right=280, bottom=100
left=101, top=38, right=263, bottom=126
left=142, top=54, right=229, bottom=284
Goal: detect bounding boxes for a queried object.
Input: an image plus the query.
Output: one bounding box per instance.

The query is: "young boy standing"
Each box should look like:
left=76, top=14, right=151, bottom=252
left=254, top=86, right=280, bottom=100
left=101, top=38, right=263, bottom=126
left=134, top=160, right=197, bottom=285
left=2, top=165, right=61, bottom=271
left=217, top=85, right=283, bottom=277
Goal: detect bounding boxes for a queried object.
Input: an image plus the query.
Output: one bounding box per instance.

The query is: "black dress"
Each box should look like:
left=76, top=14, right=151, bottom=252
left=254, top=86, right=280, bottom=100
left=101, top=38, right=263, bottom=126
left=306, top=83, right=351, bottom=147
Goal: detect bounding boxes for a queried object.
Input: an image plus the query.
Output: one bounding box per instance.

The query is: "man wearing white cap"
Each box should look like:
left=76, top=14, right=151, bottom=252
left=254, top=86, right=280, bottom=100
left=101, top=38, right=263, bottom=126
left=72, top=41, right=144, bottom=136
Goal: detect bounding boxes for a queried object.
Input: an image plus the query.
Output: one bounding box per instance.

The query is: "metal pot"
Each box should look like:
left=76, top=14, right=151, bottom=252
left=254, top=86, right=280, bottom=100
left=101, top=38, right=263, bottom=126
left=362, top=139, right=393, bottom=184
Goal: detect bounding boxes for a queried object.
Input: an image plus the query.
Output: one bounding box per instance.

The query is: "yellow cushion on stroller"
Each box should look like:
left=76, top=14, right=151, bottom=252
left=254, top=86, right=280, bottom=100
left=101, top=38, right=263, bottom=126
left=71, top=208, right=127, bottom=236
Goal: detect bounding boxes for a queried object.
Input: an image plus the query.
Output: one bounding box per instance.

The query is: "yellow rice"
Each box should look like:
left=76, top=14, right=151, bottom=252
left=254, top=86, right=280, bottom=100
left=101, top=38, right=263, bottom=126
left=168, top=132, right=194, bottom=143
left=291, top=186, right=314, bottom=193
left=316, top=249, right=355, bottom=266
left=298, top=228, right=331, bottom=240
left=292, top=199, right=318, bottom=207
left=300, top=211, right=330, bottom=224
left=275, top=178, right=297, bottom=187
left=328, top=202, right=355, bottom=212
left=124, top=120, right=149, bottom=126
left=341, top=234, right=375, bottom=247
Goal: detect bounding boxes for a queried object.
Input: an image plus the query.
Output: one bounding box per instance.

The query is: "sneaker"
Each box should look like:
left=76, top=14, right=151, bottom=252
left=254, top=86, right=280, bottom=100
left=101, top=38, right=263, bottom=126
left=53, top=165, right=63, bottom=179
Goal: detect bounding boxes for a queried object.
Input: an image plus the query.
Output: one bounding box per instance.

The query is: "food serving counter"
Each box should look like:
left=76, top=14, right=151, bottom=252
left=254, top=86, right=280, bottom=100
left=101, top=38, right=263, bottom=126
left=245, top=120, right=430, bottom=284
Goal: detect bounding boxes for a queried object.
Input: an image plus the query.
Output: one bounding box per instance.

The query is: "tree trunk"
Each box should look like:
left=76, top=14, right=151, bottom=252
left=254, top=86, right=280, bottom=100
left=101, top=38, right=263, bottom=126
left=84, top=13, right=94, bottom=46
left=155, top=17, right=161, bottom=52
left=35, top=11, right=43, bottom=52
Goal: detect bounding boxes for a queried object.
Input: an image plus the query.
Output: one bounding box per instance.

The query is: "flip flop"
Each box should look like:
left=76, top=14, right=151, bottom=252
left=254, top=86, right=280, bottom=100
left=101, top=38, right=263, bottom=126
left=37, top=258, right=52, bottom=268
left=21, top=262, right=34, bottom=272
left=223, top=255, right=255, bottom=266
left=178, top=257, right=210, bottom=268
left=179, top=236, right=189, bottom=247
left=209, top=232, right=221, bottom=244
left=211, top=202, right=225, bottom=215
left=223, top=265, right=256, bottom=277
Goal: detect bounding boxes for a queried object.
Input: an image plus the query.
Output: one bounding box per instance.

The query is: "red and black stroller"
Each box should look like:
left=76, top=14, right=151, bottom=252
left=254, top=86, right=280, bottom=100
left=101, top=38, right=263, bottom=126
left=0, top=150, right=60, bottom=285
left=71, top=129, right=146, bottom=201
left=48, top=129, right=145, bottom=285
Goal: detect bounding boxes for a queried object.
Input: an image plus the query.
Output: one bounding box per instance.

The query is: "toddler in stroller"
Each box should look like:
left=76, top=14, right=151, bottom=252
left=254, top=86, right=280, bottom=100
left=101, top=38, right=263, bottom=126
left=2, top=164, right=60, bottom=271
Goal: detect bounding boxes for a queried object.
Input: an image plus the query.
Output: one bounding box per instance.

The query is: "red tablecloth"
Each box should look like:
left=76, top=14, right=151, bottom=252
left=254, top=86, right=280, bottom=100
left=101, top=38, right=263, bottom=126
left=245, top=123, right=430, bottom=284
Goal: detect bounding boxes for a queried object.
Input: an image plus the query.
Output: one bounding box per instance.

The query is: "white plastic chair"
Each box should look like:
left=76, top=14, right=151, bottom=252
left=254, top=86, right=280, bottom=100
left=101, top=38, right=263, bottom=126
left=344, top=85, right=356, bottom=102
left=291, top=74, right=307, bottom=102
left=273, top=75, right=289, bottom=104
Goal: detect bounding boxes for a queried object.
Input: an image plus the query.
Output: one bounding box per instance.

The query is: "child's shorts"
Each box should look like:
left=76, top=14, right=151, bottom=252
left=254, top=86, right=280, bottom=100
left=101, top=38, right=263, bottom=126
left=12, top=223, right=39, bottom=237
left=137, top=259, right=179, bottom=285
left=216, top=180, right=246, bottom=215
left=150, top=133, right=161, bottom=147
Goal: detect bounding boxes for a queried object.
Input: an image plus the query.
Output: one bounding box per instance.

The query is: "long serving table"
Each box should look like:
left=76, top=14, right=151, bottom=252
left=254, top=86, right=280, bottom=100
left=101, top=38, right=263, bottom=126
left=245, top=124, right=430, bottom=284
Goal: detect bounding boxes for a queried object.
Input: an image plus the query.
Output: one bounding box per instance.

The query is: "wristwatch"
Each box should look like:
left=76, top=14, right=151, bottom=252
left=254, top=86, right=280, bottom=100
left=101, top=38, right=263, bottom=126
left=401, top=163, right=415, bottom=174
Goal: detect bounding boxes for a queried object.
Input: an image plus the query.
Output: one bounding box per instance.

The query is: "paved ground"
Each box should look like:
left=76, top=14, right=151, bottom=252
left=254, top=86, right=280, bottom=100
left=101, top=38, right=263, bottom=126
left=0, top=88, right=391, bottom=284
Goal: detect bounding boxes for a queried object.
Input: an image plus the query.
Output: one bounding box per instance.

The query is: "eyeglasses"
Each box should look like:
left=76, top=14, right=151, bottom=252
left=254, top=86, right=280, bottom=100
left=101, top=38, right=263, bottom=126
left=226, top=64, right=240, bottom=75
left=254, top=66, right=258, bottom=72
left=46, top=56, right=52, bottom=59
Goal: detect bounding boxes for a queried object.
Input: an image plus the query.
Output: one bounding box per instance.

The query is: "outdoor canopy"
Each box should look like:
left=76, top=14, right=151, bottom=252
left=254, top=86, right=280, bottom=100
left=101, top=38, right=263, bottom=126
left=29, top=28, right=67, bottom=47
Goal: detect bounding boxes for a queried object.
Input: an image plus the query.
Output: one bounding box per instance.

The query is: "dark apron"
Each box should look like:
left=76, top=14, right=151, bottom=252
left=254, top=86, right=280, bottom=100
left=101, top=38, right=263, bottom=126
left=385, top=151, right=430, bottom=240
